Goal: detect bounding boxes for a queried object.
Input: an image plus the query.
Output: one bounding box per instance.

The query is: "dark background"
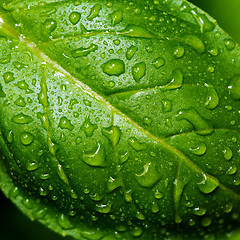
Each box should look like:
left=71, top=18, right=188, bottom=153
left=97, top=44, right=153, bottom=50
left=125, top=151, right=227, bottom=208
left=1, top=1, right=240, bottom=240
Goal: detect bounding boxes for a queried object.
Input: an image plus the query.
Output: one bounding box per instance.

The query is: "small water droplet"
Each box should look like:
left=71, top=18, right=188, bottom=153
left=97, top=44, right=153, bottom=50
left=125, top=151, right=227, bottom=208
left=205, top=84, right=219, bottom=109
left=111, top=10, right=123, bottom=26
left=209, top=48, right=218, bottom=56
left=131, top=226, right=142, bottom=237
left=175, top=215, right=182, bottom=224
left=162, top=69, right=183, bottom=91
left=126, top=45, right=138, bottom=60
left=69, top=11, right=81, bottom=25
left=132, top=62, right=146, bottom=82
left=136, top=162, right=160, bottom=188
left=13, top=61, right=27, bottom=70
left=107, top=176, right=122, bottom=192
left=17, top=80, right=29, bottom=90
left=87, top=4, right=101, bottom=20
left=173, top=46, right=185, bottom=59
left=128, top=137, right=146, bottom=151
left=95, top=202, right=112, bottom=213
left=193, top=207, right=207, bottom=216
left=0, top=84, right=6, bottom=98
left=83, top=142, right=107, bottom=167
left=224, top=39, right=236, bottom=50
left=201, top=217, right=212, bottom=227
left=136, top=211, right=145, bottom=220
left=102, top=126, right=121, bottom=145
left=162, top=99, right=172, bottom=113
left=224, top=203, right=233, bottom=213
left=81, top=117, right=97, bottom=137
left=223, top=147, right=233, bottom=161
left=14, top=96, right=26, bottom=107
left=12, top=113, right=33, bottom=124
left=197, top=174, right=219, bottom=194
left=0, top=54, right=11, bottom=64
left=119, top=152, right=129, bottom=164
left=6, top=130, right=14, bottom=143
left=120, top=25, right=156, bottom=38
left=40, top=173, right=50, bottom=180
left=154, top=189, right=164, bottom=199
left=26, top=162, right=39, bottom=171
left=58, top=214, right=73, bottom=229
left=227, top=165, right=237, bottom=175
left=151, top=201, right=160, bottom=213
left=3, top=72, right=15, bottom=83
left=190, top=143, right=207, bottom=156
left=181, top=35, right=205, bottom=54
left=20, top=132, right=34, bottom=146
left=152, top=57, right=165, bottom=69
left=57, top=164, right=69, bottom=184
left=229, top=75, right=240, bottom=100
left=101, top=59, right=125, bottom=76
left=72, top=44, right=98, bottom=57
left=39, top=187, right=48, bottom=196
left=90, top=193, right=103, bottom=201
left=59, top=117, right=74, bottom=131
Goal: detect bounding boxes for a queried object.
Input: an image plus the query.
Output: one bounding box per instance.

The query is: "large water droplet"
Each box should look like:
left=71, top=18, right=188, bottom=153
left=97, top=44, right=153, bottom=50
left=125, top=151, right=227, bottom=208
left=120, top=25, right=156, bottom=38
left=20, top=132, right=34, bottom=146
left=119, top=152, right=129, bottom=164
left=152, top=57, right=165, bottom=69
left=227, top=165, right=237, bottom=175
left=190, top=143, right=207, bottom=156
left=107, top=176, right=122, bottom=192
left=39, top=187, right=48, bottom=196
left=101, top=59, right=125, bottom=76
left=87, top=4, right=102, bottom=20
left=3, top=72, right=15, bottom=83
left=151, top=201, right=160, bottom=213
left=181, top=35, right=205, bottom=54
left=81, top=117, right=97, bottom=137
left=229, top=75, right=240, bottom=100
left=193, top=207, right=207, bottom=216
left=191, top=10, right=215, bottom=32
left=59, top=117, right=74, bottom=131
left=26, top=162, right=39, bottom=171
left=132, top=62, right=146, bottom=82
left=205, top=84, right=219, bottom=109
left=72, top=44, right=98, bottom=57
left=95, top=202, right=112, bottom=213
left=12, top=113, right=33, bottom=124
left=162, top=69, right=183, bottom=91
left=201, top=217, right=212, bottom=227
left=197, top=174, right=219, bottom=194
left=224, top=39, right=236, bottom=50
left=128, top=137, right=146, bottom=151
left=14, top=96, right=26, bottom=107
left=136, top=211, right=145, bottom=220
left=130, top=227, right=142, bottom=237
left=69, top=11, right=81, bottom=25
left=110, top=10, right=123, bottom=26
left=6, top=130, right=14, bottom=143
left=0, top=54, right=11, bottom=64
left=223, top=147, right=233, bottom=161
left=126, top=45, right=138, bottom=60
left=173, top=46, right=185, bottom=59
left=136, top=162, right=160, bottom=188
left=101, top=126, right=121, bottom=145
left=43, top=18, right=57, bottom=35
left=83, top=143, right=107, bottom=167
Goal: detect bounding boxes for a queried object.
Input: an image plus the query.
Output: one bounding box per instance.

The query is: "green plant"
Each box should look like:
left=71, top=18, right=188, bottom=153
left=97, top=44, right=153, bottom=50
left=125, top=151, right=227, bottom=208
left=1, top=0, right=240, bottom=239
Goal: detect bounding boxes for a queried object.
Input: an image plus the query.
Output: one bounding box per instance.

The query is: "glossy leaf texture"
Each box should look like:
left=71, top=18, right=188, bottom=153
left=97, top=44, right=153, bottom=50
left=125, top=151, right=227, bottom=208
left=0, top=0, right=240, bottom=239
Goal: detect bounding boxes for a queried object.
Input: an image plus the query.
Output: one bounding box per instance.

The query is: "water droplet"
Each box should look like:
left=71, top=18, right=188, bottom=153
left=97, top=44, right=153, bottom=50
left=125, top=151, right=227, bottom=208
left=0, top=54, right=11, bottom=64
left=95, top=202, right=112, bottom=213
left=6, top=130, right=14, bottom=143
left=14, top=96, right=26, bottom=107
left=13, top=61, right=26, bottom=70
left=124, top=191, right=132, bottom=202
left=43, top=18, right=57, bottom=35
left=173, top=46, right=185, bottom=59
left=136, top=162, right=160, bottom=188
left=20, top=132, right=34, bottom=146
left=205, top=84, right=219, bottom=109
left=26, top=162, right=39, bottom=171
left=162, top=99, right=172, bottom=113
left=201, top=217, right=212, bottom=227
left=81, top=117, right=97, bottom=137
left=175, top=215, right=182, bottom=224
left=17, top=80, right=29, bottom=90
left=128, top=137, right=146, bottom=151
left=152, top=57, right=165, bottom=69
left=193, top=207, right=207, bottom=216
left=87, top=4, right=101, bottom=20
left=111, top=10, right=123, bottom=26
left=57, top=164, right=69, bottom=184
left=107, top=176, right=122, bottom=192
left=58, top=214, right=73, bottom=229
left=81, top=230, right=103, bottom=240
left=12, top=113, right=33, bottom=124
left=190, top=143, right=207, bottom=156
left=37, top=112, right=47, bottom=130
left=177, top=108, right=213, bottom=135
left=102, top=126, right=121, bottom=145
left=130, top=227, right=142, bottom=237
left=83, top=142, right=107, bottom=167
left=132, top=62, right=146, bottom=82
left=72, top=44, right=98, bottom=57
left=136, top=211, right=145, bottom=220
left=120, top=25, right=156, bottom=38
left=69, top=11, right=81, bottom=25
left=119, top=152, right=129, bottom=164
left=154, top=189, right=164, bottom=199
left=59, top=117, right=74, bottom=131
left=39, top=187, right=48, bottom=196
left=151, top=201, right=160, bottom=213
left=224, top=39, right=235, bottom=50
left=101, top=59, right=125, bottom=76
left=40, top=173, right=50, bottom=180
left=209, top=48, right=218, bottom=56
left=229, top=75, right=240, bottom=100
left=227, top=165, right=237, bottom=175
left=224, top=203, right=233, bottom=213
left=0, top=84, right=6, bottom=98
left=126, top=45, right=138, bottom=60
left=191, top=10, right=215, bottom=32
left=223, top=147, right=233, bottom=161
left=3, top=72, right=15, bottom=83
left=197, top=174, right=219, bottom=194
left=90, top=193, right=103, bottom=201
left=181, top=35, right=205, bottom=54
left=162, top=69, right=183, bottom=91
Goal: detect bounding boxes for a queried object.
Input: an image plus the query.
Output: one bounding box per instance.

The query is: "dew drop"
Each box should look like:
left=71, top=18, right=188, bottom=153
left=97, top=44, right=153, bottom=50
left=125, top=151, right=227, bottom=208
left=152, top=57, right=165, bottom=69
left=39, top=187, right=48, bottom=196
left=162, top=69, right=183, bottom=91
left=181, top=35, right=205, bottom=54
left=69, top=11, right=81, bottom=25
left=17, top=80, right=29, bottom=90
left=40, top=173, right=50, bottom=180
left=132, top=62, right=146, bottom=82
left=57, top=164, right=69, bottom=184
left=136, top=162, right=160, bottom=188
left=12, top=113, right=33, bottom=124
left=227, top=165, right=237, bottom=175
left=72, top=44, right=98, bottom=57
left=120, top=25, right=156, bottom=38
left=162, top=99, right=172, bottom=113
left=136, top=211, right=145, bottom=220
left=81, top=230, right=104, bottom=240
left=6, top=130, right=14, bottom=143
left=224, top=39, right=236, bottom=50
left=119, top=152, right=129, bottom=164
left=95, top=202, right=112, bottom=213
left=151, top=201, right=160, bottom=213
left=59, top=117, right=74, bottom=131
left=111, top=10, right=123, bottom=26
left=43, top=18, right=57, bottom=34
left=3, top=72, right=15, bottom=83
left=83, top=142, right=107, bottom=167
left=197, top=174, right=219, bottom=194
left=229, top=75, right=240, bottom=100
left=205, top=84, right=219, bottom=109
left=131, top=227, right=143, bottom=237
left=26, top=162, right=39, bottom=171
left=58, top=214, right=73, bottom=229
left=13, top=61, right=26, bottom=70
left=126, top=45, right=138, bottom=60
left=173, top=46, right=185, bottom=59
left=201, top=217, right=212, bottom=227
left=90, top=193, right=103, bottom=201
left=20, top=132, right=34, bottom=146
left=101, top=59, right=125, bottom=76
left=102, top=126, right=121, bottom=145
left=154, top=189, right=164, bottom=199
left=87, top=4, right=101, bottom=20
left=224, top=203, right=233, bottom=213
left=190, top=143, right=207, bottom=156
left=128, top=137, right=146, bottom=151
left=81, top=117, right=97, bottom=137
left=193, top=207, right=207, bottom=216
left=14, top=96, right=26, bottom=107
left=0, top=84, right=6, bottom=98
left=0, top=54, right=11, bottom=64
left=223, top=147, right=233, bottom=161
left=191, top=10, right=215, bottom=32
left=107, top=176, right=122, bottom=192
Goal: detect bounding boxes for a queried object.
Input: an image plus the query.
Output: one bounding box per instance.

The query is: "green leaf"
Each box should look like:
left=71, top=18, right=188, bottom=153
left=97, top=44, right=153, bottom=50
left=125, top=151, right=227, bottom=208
left=0, top=0, right=240, bottom=239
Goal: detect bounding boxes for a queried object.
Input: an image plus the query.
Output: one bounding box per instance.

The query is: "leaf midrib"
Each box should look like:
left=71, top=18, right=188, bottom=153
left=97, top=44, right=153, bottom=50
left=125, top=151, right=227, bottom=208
left=1, top=17, right=240, bottom=202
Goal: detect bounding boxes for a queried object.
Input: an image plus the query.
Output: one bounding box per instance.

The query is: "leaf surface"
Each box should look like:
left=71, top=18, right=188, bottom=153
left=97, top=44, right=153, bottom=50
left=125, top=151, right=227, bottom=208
left=0, top=0, right=240, bottom=239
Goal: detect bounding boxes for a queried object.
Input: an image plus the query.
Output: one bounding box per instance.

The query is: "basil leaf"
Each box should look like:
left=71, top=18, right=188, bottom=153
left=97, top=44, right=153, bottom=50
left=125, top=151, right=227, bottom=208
left=1, top=1, right=240, bottom=239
